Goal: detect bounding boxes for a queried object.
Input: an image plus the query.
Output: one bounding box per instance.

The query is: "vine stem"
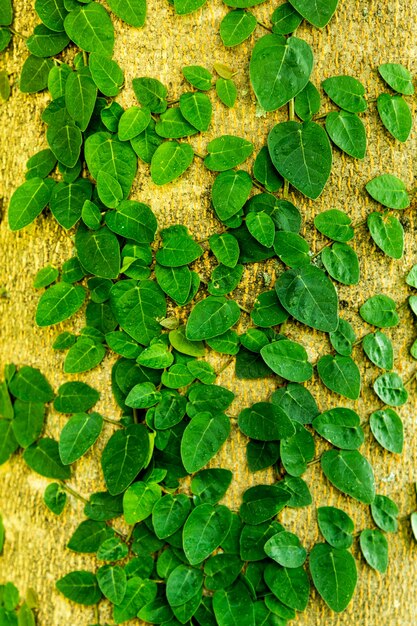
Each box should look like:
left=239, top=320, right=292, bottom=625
left=102, top=415, right=123, bottom=427
left=257, top=20, right=272, bottom=32
left=216, top=356, right=235, bottom=376
left=94, top=604, right=100, bottom=625
left=59, top=482, right=89, bottom=504
left=8, top=27, right=26, bottom=39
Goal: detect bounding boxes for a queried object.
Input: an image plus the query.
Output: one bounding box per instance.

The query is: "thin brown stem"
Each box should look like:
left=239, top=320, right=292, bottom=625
left=257, top=20, right=272, bottom=32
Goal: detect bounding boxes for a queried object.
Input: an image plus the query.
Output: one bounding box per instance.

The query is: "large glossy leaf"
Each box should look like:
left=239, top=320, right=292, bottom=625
left=275, top=265, right=339, bottom=332
left=367, top=212, right=404, bottom=259
left=186, top=296, right=240, bottom=341
left=36, top=282, right=86, bottom=326
left=106, top=0, right=146, bottom=27
left=309, top=543, right=357, bottom=612
left=260, top=339, right=313, bottom=382
left=85, top=132, right=137, bottom=197
left=317, top=355, right=361, bottom=400
left=183, top=504, right=232, bottom=565
left=181, top=411, right=230, bottom=473
left=268, top=121, right=332, bottom=199
left=64, top=3, right=114, bottom=55
left=288, top=0, right=339, bottom=27
left=110, top=279, right=166, bottom=345
left=264, top=563, right=309, bottom=611
left=8, top=177, right=54, bottom=231
left=249, top=35, right=313, bottom=111
left=321, top=449, right=375, bottom=504
left=101, top=424, right=150, bottom=495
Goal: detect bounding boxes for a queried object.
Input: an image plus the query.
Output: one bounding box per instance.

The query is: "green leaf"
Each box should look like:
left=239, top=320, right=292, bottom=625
left=150, top=141, right=194, bottom=185
left=156, top=224, right=202, bottom=267
left=360, top=529, right=388, bottom=573
left=246, top=212, right=275, bottom=248
left=123, top=481, right=161, bottom=524
left=56, top=571, right=101, bottom=605
left=309, top=543, right=357, bottom=612
left=271, top=383, right=318, bottom=425
left=268, top=121, right=332, bottom=199
left=271, top=2, right=303, bottom=35
left=101, top=424, right=150, bottom=495
left=26, top=24, right=69, bottom=57
left=43, top=482, right=67, bottom=515
left=240, top=484, right=291, bottom=524
left=326, top=111, right=366, bottom=159
left=12, top=400, right=45, bottom=448
left=25, top=148, right=57, bottom=180
left=240, top=520, right=284, bottom=561
left=370, top=408, right=403, bottom=453
left=253, top=146, right=283, bottom=193
left=250, top=34, right=312, bottom=112
left=362, top=331, right=393, bottom=370
left=280, top=423, right=315, bottom=476
left=9, top=366, right=53, bottom=402
left=294, top=80, right=321, bottom=120
left=360, top=294, right=398, bottom=328
left=264, top=563, right=309, bottom=611
left=377, top=93, right=412, bottom=142
left=275, top=265, right=339, bottom=332
left=47, top=121, right=83, bottom=168
left=152, top=493, right=191, bottom=538
left=329, top=318, right=356, bottom=356
left=322, top=75, right=367, bottom=113
left=63, top=337, right=105, bottom=374
left=50, top=179, right=93, bottom=229
left=204, top=135, right=253, bottom=171
left=260, top=339, right=313, bottom=382
left=314, top=209, right=354, bottom=242
left=182, top=65, right=212, bottom=90
left=65, top=68, right=97, bottom=131
left=75, top=224, right=120, bottom=279
left=209, top=233, right=240, bottom=268
left=64, top=3, right=114, bottom=55
left=181, top=411, right=230, bottom=473
left=317, top=506, right=354, bottom=549
left=126, top=382, right=161, bottom=408
left=264, top=531, right=307, bottom=568
left=166, top=565, right=203, bottom=607
left=110, top=279, right=166, bottom=345
left=67, top=519, right=110, bottom=553
left=288, top=0, right=339, bottom=27
left=8, top=177, right=54, bottom=231
left=96, top=171, right=123, bottom=208
left=155, top=107, right=198, bottom=139
left=0, top=420, right=19, bottom=465
left=238, top=401, right=295, bottom=441
left=204, top=554, right=242, bottom=591
left=132, top=76, right=167, bottom=113
left=36, top=281, right=86, bottom=327
left=20, top=55, right=54, bottom=93
left=113, top=577, right=156, bottom=624
left=59, top=412, right=103, bottom=464
left=97, top=565, right=126, bottom=605
left=220, top=10, right=257, bottom=47
left=90, top=52, right=124, bottom=97
left=216, top=77, right=237, bottom=108
left=179, top=91, right=212, bottom=132
left=378, top=63, right=414, bottom=95
left=321, top=449, right=375, bottom=503
left=0, top=0, right=12, bottom=25
left=183, top=503, right=232, bottom=565
left=106, top=200, right=157, bottom=244
left=211, top=170, right=252, bottom=221
left=213, top=581, right=255, bottom=626
left=35, top=0, right=68, bottom=32
left=23, top=437, right=71, bottom=479
left=85, top=131, right=137, bottom=197
left=317, top=354, right=361, bottom=400
left=106, top=0, right=146, bottom=27
left=373, top=372, right=408, bottom=406
left=251, top=290, right=288, bottom=328
left=273, top=231, right=310, bottom=267
left=321, top=242, right=360, bottom=285
left=367, top=212, right=404, bottom=259
left=191, top=468, right=232, bottom=505
left=365, top=173, right=409, bottom=209
left=371, top=494, right=399, bottom=533
left=118, top=106, right=151, bottom=141
left=186, top=296, right=240, bottom=340
left=313, top=407, right=364, bottom=449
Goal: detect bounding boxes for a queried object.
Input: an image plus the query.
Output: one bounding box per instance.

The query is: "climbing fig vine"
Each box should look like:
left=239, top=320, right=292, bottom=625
left=1, top=0, right=417, bottom=624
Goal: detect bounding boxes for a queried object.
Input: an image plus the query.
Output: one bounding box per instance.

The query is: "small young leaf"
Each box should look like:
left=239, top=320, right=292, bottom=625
left=377, top=93, right=412, bottom=142
left=360, top=529, right=388, bottom=573
left=369, top=408, right=403, bottom=453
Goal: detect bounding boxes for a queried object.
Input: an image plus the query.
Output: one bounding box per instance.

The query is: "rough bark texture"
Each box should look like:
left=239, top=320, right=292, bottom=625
left=0, top=0, right=417, bottom=624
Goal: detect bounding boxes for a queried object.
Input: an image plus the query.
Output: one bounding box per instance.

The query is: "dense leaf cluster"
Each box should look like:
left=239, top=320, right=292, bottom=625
left=1, top=0, right=417, bottom=624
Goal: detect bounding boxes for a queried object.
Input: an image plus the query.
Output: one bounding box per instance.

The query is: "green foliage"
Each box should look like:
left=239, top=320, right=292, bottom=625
left=309, top=543, right=357, bottom=612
